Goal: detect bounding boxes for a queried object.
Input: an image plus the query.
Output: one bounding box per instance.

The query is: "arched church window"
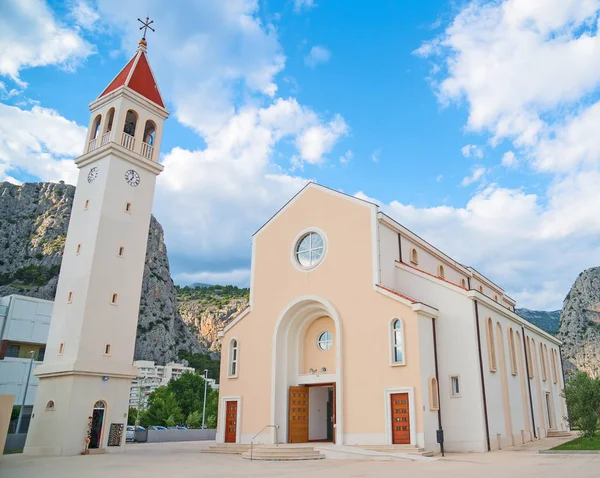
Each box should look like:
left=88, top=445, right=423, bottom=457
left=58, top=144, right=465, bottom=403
left=508, top=327, right=517, bottom=375
left=540, top=342, right=547, bottom=381
left=91, top=115, right=102, bottom=139
left=438, top=265, right=445, bottom=279
left=94, top=400, right=106, bottom=409
left=461, top=278, right=467, bottom=289
left=429, top=377, right=439, bottom=411
left=143, top=120, right=157, bottom=146
left=410, top=248, right=418, bottom=265
left=391, top=319, right=405, bottom=365
left=486, top=317, right=497, bottom=372
left=45, top=400, right=55, bottom=411
left=295, top=231, right=325, bottom=269
left=104, top=108, right=115, bottom=134
left=317, top=331, right=333, bottom=351
left=123, top=110, right=138, bottom=137
left=228, top=339, right=238, bottom=377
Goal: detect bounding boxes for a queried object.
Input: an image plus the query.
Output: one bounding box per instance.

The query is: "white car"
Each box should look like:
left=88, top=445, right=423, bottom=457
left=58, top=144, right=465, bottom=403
left=126, top=425, right=145, bottom=441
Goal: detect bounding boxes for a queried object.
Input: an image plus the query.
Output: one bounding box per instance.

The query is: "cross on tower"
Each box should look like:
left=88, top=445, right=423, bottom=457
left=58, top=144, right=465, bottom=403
left=137, top=16, right=155, bottom=40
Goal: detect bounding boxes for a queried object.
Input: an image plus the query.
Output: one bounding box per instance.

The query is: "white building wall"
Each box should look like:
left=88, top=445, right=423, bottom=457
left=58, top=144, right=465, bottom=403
left=416, top=314, right=439, bottom=452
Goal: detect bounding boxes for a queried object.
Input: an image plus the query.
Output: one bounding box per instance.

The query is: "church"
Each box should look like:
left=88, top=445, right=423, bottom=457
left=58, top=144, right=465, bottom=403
left=217, top=183, right=568, bottom=453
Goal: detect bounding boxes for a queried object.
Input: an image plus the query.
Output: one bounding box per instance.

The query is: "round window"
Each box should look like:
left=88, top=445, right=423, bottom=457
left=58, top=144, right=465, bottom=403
left=295, top=232, right=325, bottom=268
left=317, top=331, right=333, bottom=351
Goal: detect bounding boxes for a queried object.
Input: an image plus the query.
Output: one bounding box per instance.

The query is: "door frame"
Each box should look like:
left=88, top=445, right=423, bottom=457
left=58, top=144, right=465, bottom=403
left=304, top=382, right=336, bottom=444
left=89, top=400, right=107, bottom=449
left=545, top=392, right=555, bottom=429
left=384, top=387, right=416, bottom=446
left=219, top=396, right=242, bottom=444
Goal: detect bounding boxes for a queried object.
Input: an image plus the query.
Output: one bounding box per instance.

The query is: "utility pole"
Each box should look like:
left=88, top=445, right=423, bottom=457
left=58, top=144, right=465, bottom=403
left=15, top=351, right=35, bottom=434
left=201, top=369, right=209, bottom=429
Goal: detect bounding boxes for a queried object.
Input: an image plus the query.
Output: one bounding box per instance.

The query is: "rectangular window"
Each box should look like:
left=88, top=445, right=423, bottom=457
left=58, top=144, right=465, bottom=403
left=125, top=202, right=132, bottom=213
left=118, top=246, right=125, bottom=257
left=76, top=244, right=81, bottom=255
left=84, top=200, right=90, bottom=210
left=451, top=376, right=461, bottom=397
left=67, top=291, right=73, bottom=303
left=6, top=344, right=20, bottom=358
left=38, top=347, right=46, bottom=361
left=104, top=344, right=111, bottom=355
left=110, top=293, right=119, bottom=305
left=58, top=342, right=64, bottom=355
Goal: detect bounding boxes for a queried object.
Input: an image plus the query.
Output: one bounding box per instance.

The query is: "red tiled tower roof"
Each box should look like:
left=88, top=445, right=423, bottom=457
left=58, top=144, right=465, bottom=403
left=98, top=40, right=165, bottom=108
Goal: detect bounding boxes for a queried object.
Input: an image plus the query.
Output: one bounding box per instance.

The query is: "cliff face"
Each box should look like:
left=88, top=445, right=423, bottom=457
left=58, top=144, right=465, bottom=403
left=557, top=267, right=600, bottom=377
left=0, top=181, right=202, bottom=364
left=178, top=296, right=249, bottom=352
left=515, top=308, right=561, bottom=335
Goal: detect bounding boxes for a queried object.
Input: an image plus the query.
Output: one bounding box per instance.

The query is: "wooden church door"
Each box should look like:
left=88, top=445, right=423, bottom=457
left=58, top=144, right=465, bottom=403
left=288, top=386, right=309, bottom=443
left=390, top=393, right=410, bottom=444
left=225, top=401, right=238, bottom=443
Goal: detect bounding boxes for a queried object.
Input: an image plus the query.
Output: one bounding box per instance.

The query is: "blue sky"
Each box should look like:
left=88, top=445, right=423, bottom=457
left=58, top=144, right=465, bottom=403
left=2, top=0, right=600, bottom=310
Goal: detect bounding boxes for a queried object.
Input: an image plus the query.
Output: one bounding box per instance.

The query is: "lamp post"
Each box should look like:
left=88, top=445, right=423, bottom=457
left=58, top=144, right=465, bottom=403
left=15, top=351, right=35, bottom=434
left=201, top=369, right=209, bottom=429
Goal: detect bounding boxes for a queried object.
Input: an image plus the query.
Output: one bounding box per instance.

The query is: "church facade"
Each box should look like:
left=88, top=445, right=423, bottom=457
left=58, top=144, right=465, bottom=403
left=217, top=183, right=567, bottom=453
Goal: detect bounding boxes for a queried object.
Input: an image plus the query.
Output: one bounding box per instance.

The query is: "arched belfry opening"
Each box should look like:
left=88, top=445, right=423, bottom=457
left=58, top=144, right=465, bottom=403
left=272, top=297, right=343, bottom=445
left=122, top=109, right=138, bottom=151
left=141, top=120, right=157, bottom=160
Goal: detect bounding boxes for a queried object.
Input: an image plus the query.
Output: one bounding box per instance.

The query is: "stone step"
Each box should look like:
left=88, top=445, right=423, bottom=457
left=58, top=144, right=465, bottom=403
left=240, top=446, right=326, bottom=461
left=354, top=445, right=433, bottom=457
left=547, top=430, right=574, bottom=438
left=241, top=452, right=325, bottom=461
left=201, top=444, right=250, bottom=455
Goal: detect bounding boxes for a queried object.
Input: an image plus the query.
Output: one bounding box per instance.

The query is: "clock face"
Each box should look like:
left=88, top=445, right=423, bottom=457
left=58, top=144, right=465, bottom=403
left=87, top=167, right=98, bottom=183
left=125, top=169, right=140, bottom=187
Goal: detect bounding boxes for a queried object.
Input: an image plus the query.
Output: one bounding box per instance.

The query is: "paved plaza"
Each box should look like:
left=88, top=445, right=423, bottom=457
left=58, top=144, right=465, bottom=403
left=2, top=438, right=599, bottom=478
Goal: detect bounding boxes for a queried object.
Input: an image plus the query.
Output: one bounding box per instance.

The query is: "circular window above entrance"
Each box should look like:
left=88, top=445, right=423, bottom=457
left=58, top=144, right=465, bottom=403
left=295, top=231, right=325, bottom=269
left=317, top=331, right=333, bottom=351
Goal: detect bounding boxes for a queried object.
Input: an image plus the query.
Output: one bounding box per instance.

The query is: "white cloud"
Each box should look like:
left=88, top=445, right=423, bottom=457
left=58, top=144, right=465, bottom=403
left=371, top=148, right=381, bottom=163
left=95, top=0, right=286, bottom=136
left=461, top=166, right=486, bottom=186
left=339, top=150, right=353, bottom=165
left=0, top=0, right=93, bottom=84
left=413, top=0, right=600, bottom=309
left=295, top=114, right=348, bottom=165
left=0, top=104, right=85, bottom=183
left=461, top=144, right=483, bottom=158
left=304, top=45, right=331, bottom=68
left=501, top=151, right=517, bottom=167
left=436, top=174, right=443, bottom=182
left=71, top=0, right=100, bottom=30
left=294, top=0, right=317, bottom=14
left=174, top=268, right=251, bottom=288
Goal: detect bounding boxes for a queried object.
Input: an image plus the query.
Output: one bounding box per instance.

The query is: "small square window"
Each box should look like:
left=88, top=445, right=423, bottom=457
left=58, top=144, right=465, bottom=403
left=67, top=291, right=73, bottom=303
left=84, top=200, right=90, bottom=210
left=58, top=342, right=64, bottom=355
left=125, top=202, right=132, bottom=213
left=104, top=344, right=111, bottom=355
left=110, top=292, right=119, bottom=305
left=118, top=246, right=125, bottom=257
left=76, top=244, right=81, bottom=255
left=451, top=376, right=461, bottom=397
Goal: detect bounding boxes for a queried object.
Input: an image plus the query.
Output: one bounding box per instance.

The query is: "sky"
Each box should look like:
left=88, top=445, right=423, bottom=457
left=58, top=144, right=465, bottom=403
left=1, top=0, right=600, bottom=311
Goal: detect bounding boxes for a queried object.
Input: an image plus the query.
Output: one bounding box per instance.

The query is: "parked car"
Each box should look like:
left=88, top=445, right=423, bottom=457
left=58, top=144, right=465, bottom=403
left=126, top=425, right=145, bottom=441
left=148, top=425, right=167, bottom=430
left=166, top=426, right=189, bottom=430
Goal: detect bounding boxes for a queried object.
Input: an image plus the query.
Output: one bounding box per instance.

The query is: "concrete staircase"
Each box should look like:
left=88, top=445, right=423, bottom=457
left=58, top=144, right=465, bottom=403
left=241, top=445, right=325, bottom=461
left=547, top=430, right=574, bottom=438
left=355, top=445, right=435, bottom=457
left=201, top=444, right=250, bottom=455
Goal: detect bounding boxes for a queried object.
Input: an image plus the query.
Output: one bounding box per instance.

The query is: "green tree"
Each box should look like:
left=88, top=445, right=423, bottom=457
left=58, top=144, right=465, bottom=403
left=144, top=388, right=183, bottom=427
left=563, top=371, right=600, bottom=438
left=186, top=410, right=203, bottom=429
left=166, top=371, right=205, bottom=418
left=177, top=351, right=221, bottom=384
left=204, top=389, right=219, bottom=428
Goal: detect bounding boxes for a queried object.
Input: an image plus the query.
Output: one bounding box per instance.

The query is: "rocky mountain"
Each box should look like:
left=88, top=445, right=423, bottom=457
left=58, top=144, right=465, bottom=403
left=0, top=181, right=202, bottom=364
left=176, top=285, right=249, bottom=352
left=557, top=267, right=600, bottom=377
left=515, top=308, right=561, bottom=335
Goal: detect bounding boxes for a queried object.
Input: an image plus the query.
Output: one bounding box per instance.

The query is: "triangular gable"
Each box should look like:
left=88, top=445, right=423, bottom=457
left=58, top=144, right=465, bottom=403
left=99, top=56, right=136, bottom=98
left=253, top=182, right=378, bottom=237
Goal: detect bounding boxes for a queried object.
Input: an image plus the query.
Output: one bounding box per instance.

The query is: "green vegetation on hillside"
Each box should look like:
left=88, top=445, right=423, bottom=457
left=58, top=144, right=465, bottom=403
left=175, top=284, right=249, bottom=308
left=0, top=264, right=60, bottom=287
left=178, top=351, right=220, bottom=383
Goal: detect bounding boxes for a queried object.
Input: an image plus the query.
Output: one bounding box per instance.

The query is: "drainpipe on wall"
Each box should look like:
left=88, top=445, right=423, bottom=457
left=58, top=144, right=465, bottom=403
left=432, top=317, right=444, bottom=456
left=521, top=326, right=537, bottom=439
left=474, top=300, right=491, bottom=451
left=397, top=233, right=403, bottom=263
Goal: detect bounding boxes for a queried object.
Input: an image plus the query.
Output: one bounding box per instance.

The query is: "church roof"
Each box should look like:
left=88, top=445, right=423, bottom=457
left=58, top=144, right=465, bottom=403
left=98, top=40, right=165, bottom=108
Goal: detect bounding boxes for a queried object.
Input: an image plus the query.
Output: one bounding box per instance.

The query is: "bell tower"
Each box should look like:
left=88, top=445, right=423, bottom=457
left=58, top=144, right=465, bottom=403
left=24, top=35, right=169, bottom=456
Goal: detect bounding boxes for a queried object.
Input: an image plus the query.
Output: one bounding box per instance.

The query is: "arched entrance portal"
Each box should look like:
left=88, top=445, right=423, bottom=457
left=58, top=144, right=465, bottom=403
left=89, top=400, right=106, bottom=449
left=271, top=297, right=343, bottom=445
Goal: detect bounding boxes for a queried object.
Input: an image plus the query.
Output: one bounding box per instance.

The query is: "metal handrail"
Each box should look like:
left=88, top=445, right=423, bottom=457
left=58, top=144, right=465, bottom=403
left=250, top=424, right=279, bottom=461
